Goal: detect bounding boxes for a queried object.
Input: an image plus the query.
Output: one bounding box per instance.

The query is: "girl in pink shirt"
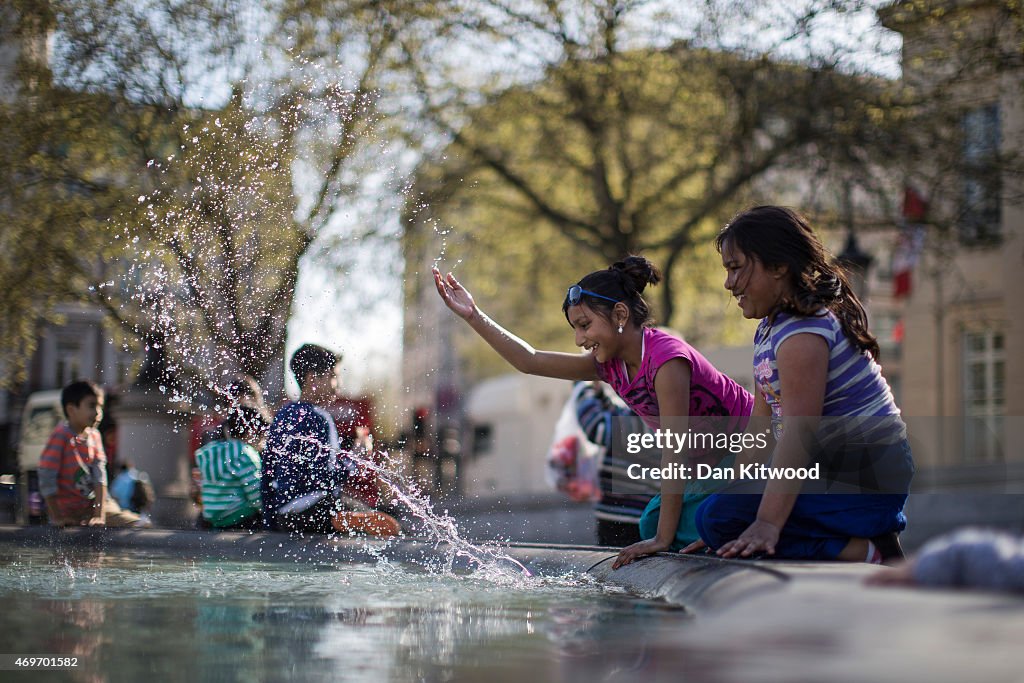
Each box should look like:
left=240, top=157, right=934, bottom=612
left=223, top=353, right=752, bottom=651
left=434, top=256, right=752, bottom=567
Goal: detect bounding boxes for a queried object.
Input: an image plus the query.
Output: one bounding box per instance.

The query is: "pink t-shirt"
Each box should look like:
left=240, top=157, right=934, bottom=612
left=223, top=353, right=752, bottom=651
left=595, top=327, right=753, bottom=430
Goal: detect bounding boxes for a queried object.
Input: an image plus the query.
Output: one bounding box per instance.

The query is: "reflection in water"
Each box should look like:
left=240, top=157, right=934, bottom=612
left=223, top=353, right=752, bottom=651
left=0, top=546, right=690, bottom=682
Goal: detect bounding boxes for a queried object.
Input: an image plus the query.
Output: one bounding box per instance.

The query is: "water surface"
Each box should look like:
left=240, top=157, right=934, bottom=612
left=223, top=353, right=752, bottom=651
left=1, top=545, right=689, bottom=682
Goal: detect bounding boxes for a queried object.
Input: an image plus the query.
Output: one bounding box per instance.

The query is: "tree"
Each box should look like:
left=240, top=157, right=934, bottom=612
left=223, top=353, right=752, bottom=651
left=401, top=0, right=919, bottom=333
left=0, top=2, right=151, bottom=387
left=0, top=0, right=417, bottom=399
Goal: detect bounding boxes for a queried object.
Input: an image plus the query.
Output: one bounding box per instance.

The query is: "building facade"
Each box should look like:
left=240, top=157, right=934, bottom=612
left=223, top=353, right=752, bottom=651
left=881, top=0, right=1023, bottom=479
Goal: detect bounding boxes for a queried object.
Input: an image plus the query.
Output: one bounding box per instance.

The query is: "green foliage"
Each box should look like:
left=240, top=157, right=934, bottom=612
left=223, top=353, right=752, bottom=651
left=0, top=0, right=408, bottom=393
left=0, top=84, right=148, bottom=385
left=408, top=46, right=882, bottom=379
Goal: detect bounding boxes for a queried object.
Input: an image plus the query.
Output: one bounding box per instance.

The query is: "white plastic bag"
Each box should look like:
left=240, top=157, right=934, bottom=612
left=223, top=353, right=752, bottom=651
left=546, top=383, right=602, bottom=502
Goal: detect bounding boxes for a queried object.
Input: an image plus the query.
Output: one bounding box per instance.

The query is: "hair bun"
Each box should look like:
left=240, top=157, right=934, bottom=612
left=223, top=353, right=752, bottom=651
left=611, top=255, right=662, bottom=294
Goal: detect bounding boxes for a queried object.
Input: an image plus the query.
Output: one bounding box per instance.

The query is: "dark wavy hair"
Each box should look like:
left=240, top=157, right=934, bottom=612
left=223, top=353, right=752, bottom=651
left=562, top=255, right=662, bottom=327
left=715, top=205, right=880, bottom=360
left=225, top=405, right=270, bottom=443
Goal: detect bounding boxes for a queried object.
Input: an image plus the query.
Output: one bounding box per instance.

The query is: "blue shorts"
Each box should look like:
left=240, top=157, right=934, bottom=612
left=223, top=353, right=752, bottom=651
left=637, top=464, right=732, bottom=550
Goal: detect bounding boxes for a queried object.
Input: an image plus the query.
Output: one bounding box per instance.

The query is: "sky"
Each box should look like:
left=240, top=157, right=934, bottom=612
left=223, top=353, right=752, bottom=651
left=287, top=247, right=403, bottom=399
left=284, top=155, right=410, bottom=401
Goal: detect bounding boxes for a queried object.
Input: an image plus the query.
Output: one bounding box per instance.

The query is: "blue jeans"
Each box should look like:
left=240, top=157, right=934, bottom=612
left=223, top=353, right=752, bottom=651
left=694, top=439, right=912, bottom=559
left=638, top=492, right=707, bottom=550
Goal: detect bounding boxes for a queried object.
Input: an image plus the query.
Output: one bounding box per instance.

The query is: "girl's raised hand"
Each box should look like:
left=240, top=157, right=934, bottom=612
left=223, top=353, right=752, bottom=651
left=432, top=267, right=476, bottom=320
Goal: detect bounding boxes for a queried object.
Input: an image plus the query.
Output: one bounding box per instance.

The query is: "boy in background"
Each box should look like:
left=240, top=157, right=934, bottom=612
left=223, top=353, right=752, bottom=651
left=39, top=380, right=140, bottom=527
left=262, top=344, right=355, bottom=532
left=262, top=344, right=399, bottom=536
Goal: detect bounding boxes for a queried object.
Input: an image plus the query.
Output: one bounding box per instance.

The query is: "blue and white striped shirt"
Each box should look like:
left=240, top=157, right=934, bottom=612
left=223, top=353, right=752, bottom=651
left=753, top=310, right=904, bottom=445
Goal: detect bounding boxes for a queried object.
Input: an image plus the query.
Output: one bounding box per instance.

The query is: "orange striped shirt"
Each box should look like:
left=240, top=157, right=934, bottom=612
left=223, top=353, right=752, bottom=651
left=38, top=422, right=107, bottom=517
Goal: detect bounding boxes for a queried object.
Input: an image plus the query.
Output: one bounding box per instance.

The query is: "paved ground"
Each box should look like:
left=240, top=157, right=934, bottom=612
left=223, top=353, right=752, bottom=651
left=450, top=493, right=598, bottom=545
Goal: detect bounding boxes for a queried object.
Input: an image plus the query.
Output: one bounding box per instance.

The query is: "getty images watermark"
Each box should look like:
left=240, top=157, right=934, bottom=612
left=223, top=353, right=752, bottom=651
left=623, top=427, right=821, bottom=482
left=609, top=415, right=917, bottom=495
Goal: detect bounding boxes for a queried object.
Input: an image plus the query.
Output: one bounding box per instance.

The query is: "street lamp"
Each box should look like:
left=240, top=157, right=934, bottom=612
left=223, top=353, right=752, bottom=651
left=837, top=184, right=873, bottom=302
left=838, top=231, right=873, bottom=302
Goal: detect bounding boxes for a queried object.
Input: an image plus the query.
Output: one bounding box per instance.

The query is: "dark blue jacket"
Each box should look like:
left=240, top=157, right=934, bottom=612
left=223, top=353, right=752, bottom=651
left=261, top=402, right=353, bottom=528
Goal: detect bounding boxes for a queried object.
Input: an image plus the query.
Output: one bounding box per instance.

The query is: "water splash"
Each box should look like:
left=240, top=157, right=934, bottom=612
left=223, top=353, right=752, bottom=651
left=99, top=53, right=528, bottom=586
left=107, top=57, right=392, bottom=406
left=270, top=432, right=531, bottom=582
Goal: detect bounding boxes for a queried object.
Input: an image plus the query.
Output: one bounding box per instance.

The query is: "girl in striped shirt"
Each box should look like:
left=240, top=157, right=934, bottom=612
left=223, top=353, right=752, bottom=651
left=696, top=205, right=914, bottom=563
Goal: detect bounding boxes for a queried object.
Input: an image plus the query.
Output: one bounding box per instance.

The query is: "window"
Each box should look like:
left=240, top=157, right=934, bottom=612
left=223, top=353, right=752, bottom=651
left=871, top=311, right=903, bottom=364
left=472, top=424, right=493, bottom=456
left=960, top=104, right=1001, bottom=244
left=55, top=351, right=80, bottom=387
left=962, top=330, right=1005, bottom=461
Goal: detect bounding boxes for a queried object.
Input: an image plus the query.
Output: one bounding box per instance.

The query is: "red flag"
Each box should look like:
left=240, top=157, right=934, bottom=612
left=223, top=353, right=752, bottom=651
left=892, top=318, right=905, bottom=344
left=893, top=271, right=912, bottom=298
left=891, top=225, right=925, bottom=299
left=903, top=186, right=928, bottom=223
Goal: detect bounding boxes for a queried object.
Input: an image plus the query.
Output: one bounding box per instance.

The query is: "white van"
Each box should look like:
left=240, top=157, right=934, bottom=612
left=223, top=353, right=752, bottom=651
left=463, top=374, right=573, bottom=496
left=16, top=390, right=64, bottom=523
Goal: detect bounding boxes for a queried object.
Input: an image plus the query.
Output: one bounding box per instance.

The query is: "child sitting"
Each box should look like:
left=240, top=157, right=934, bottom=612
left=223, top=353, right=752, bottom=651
left=39, top=380, right=140, bottom=527
left=263, top=344, right=401, bottom=537
left=194, top=405, right=268, bottom=529
left=867, top=528, right=1024, bottom=593
left=109, top=461, right=155, bottom=527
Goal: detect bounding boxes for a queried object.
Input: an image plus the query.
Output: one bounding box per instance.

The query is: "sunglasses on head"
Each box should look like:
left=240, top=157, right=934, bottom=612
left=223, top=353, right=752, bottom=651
left=566, top=284, right=619, bottom=306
